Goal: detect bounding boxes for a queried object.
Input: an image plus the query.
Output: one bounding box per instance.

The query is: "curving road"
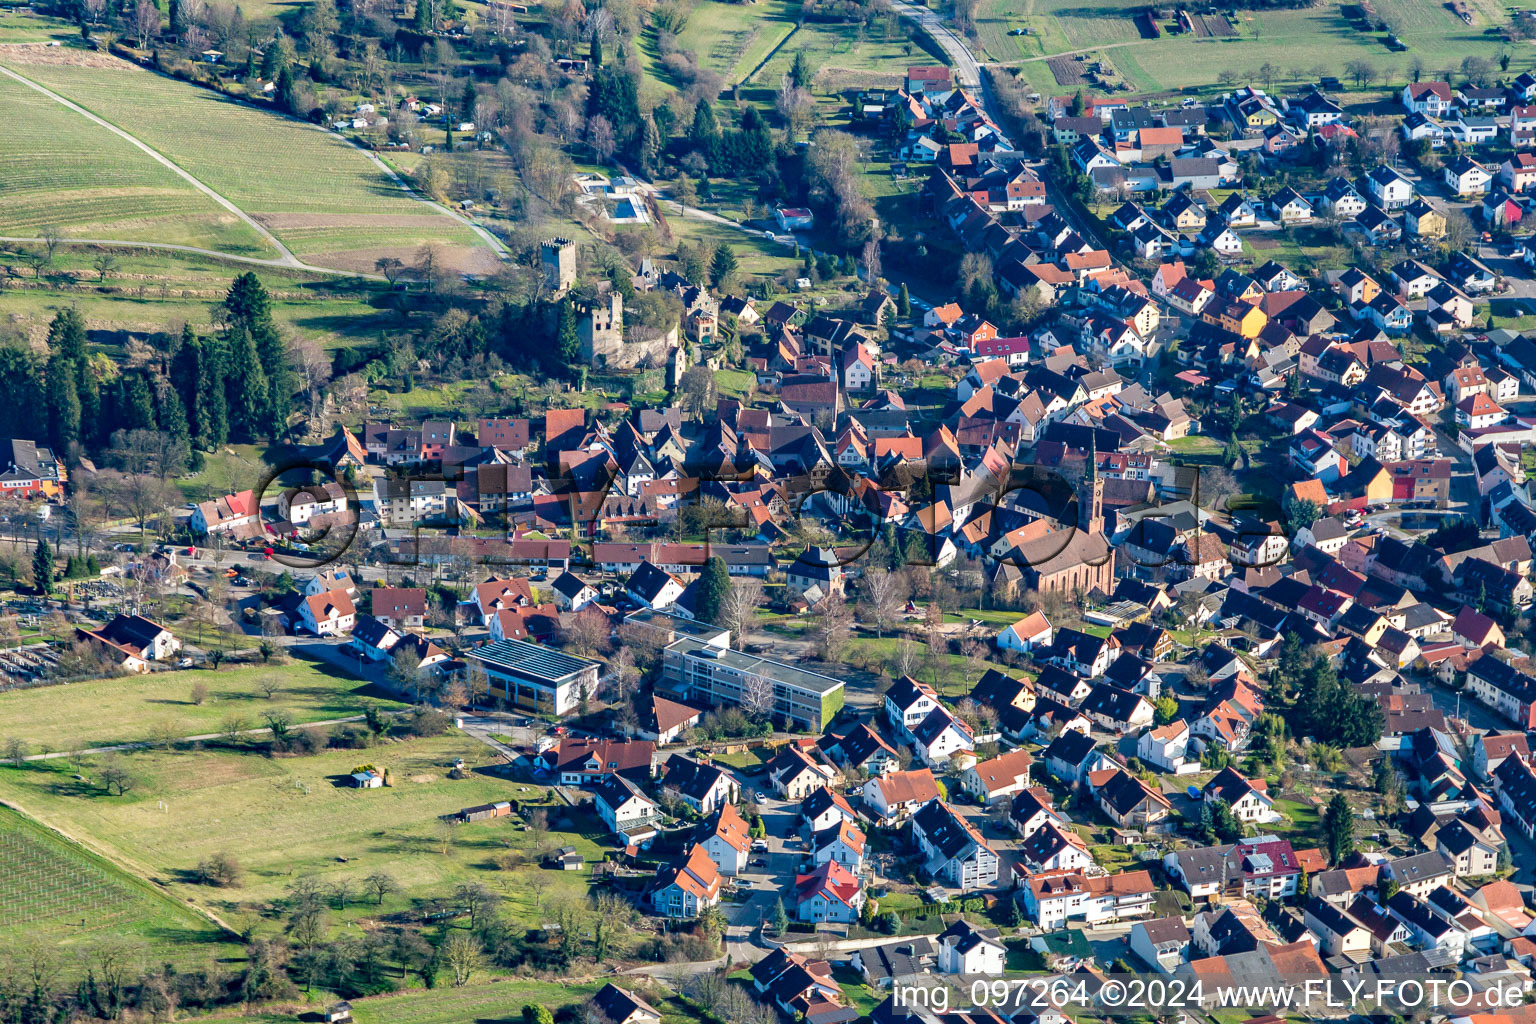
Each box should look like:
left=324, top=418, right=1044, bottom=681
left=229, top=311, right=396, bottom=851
left=0, top=61, right=300, bottom=266
left=1, top=57, right=507, bottom=273
left=346, top=139, right=509, bottom=261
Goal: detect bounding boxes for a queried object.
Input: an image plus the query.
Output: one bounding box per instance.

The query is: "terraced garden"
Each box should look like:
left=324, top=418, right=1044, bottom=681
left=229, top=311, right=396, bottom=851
left=0, top=70, right=275, bottom=254
left=0, top=804, right=235, bottom=964
left=0, top=48, right=495, bottom=273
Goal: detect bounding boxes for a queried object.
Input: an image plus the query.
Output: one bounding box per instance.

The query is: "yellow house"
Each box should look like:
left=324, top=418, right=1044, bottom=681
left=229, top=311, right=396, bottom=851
left=1406, top=201, right=1446, bottom=239
left=1360, top=466, right=1393, bottom=504
left=1337, top=268, right=1380, bottom=306
left=1208, top=300, right=1268, bottom=339
left=1228, top=279, right=1264, bottom=305
left=1163, top=192, right=1207, bottom=231
left=1234, top=95, right=1280, bottom=128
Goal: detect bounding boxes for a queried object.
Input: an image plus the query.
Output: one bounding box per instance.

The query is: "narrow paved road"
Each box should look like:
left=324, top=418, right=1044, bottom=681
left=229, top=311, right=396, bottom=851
left=350, top=141, right=509, bottom=261
left=2, top=55, right=507, bottom=273
left=0, top=61, right=299, bottom=266
left=890, top=0, right=984, bottom=90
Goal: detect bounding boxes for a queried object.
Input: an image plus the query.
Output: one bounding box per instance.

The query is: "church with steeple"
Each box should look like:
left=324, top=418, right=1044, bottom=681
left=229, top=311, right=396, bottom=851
left=1014, top=435, right=1116, bottom=598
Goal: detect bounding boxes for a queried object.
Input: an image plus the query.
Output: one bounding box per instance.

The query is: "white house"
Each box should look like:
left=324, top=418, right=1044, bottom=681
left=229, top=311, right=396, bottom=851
left=801, top=785, right=861, bottom=834
left=812, top=819, right=867, bottom=872
left=935, top=919, right=1006, bottom=975
left=662, top=754, right=740, bottom=814
left=910, top=706, right=976, bottom=768
left=626, top=562, right=685, bottom=610
left=1403, top=81, right=1454, bottom=117
left=1019, top=820, right=1094, bottom=873
left=91, top=614, right=181, bottom=662
left=1446, top=157, right=1493, bottom=197
left=885, top=676, right=942, bottom=736
left=277, top=481, right=347, bottom=525
left=997, top=610, right=1053, bottom=652
left=961, top=749, right=1036, bottom=804
left=861, top=769, right=940, bottom=823
left=551, top=571, right=600, bottom=611
left=769, top=746, right=838, bottom=800
left=190, top=490, right=260, bottom=536
left=793, top=860, right=864, bottom=923
left=349, top=615, right=402, bottom=662
left=1136, top=720, right=1192, bottom=773
left=1202, top=767, right=1280, bottom=823
left=911, top=799, right=999, bottom=890
left=699, top=804, right=752, bottom=876
left=591, top=774, right=662, bottom=837
left=298, top=589, right=356, bottom=636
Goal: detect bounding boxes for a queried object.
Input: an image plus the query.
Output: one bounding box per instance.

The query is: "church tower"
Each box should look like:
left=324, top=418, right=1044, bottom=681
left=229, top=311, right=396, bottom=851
left=1079, top=433, right=1104, bottom=536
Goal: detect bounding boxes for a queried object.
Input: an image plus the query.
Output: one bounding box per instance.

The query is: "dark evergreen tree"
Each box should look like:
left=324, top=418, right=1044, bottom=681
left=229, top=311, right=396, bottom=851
left=45, top=351, right=81, bottom=455
left=1322, top=793, right=1355, bottom=865
left=637, top=115, right=661, bottom=177
left=32, top=537, right=53, bottom=595
left=789, top=50, right=811, bottom=90
left=275, top=64, right=298, bottom=115
left=690, top=97, right=719, bottom=167
left=0, top=348, right=45, bottom=445
left=709, top=245, right=738, bottom=290
left=556, top=298, right=581, bottom=368
left=157, top=381, right=190, bottom=450
left=460, top=76, right=477, bottom=120
left=223, top=274, right=290, bottom=436
left=122, top=373, right=157, bottom=432
left=695, top=556, right=731, bottom=626
left=47, top=307, right=86, bottom=365
left=588, top=32, right=602, bottom=67
left=223, top=327, right=270, bottom=441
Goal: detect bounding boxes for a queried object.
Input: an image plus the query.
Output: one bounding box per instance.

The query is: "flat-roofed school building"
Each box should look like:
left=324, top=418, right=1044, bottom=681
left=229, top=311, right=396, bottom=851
left=466, top=638, right=601, bottom=716
left=660, top=638, right=845, bottom=730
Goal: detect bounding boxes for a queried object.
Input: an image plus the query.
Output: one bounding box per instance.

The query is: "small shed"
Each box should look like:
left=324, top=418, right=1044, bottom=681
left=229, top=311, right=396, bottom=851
left=350, top=770, right=383, bottom=789
left=201, top=49, right=223, bottom=62
left=326, top=1002, right=353, bottom=1023
left=548, top=845, right=583, bottom=871
left=460, top=801, right=511, bottom=822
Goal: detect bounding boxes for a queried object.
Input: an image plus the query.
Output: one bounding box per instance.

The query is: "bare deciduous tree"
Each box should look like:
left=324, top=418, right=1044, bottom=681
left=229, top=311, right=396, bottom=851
left=133, top=0, right=161, bottom=46
left=720, top=576, right=763, bottom=649
left=740, top=672, right=774, bottom=721
left=862, top=566, right=903, bottom=638
left=443, top=932, right=482, bottom=987
left=587, top=114, right=616, bottom=164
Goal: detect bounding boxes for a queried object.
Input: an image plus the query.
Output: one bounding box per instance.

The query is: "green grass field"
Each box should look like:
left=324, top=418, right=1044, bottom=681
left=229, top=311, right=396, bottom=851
left=0, top=50, right=491, bottom=272
left=171, top=978, right=603, bottom=1024
left=0, top=71, right=276, bottom=254
left=0, top=803, right=237, bottom=964
left=0, top=661, right=406, bottom=753
left=986, top=0, right=1528, bottom=99
left=755, top=21, right=917, bottom=90
left=0, top=246, right=415, bottom=355
left=655, top=0, right=800, bottom=86
left=662, top=213, right=800, bottom=282
left=0, top=732, right=603, bottom=935
left=0, top=10, right=88, bottom=42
